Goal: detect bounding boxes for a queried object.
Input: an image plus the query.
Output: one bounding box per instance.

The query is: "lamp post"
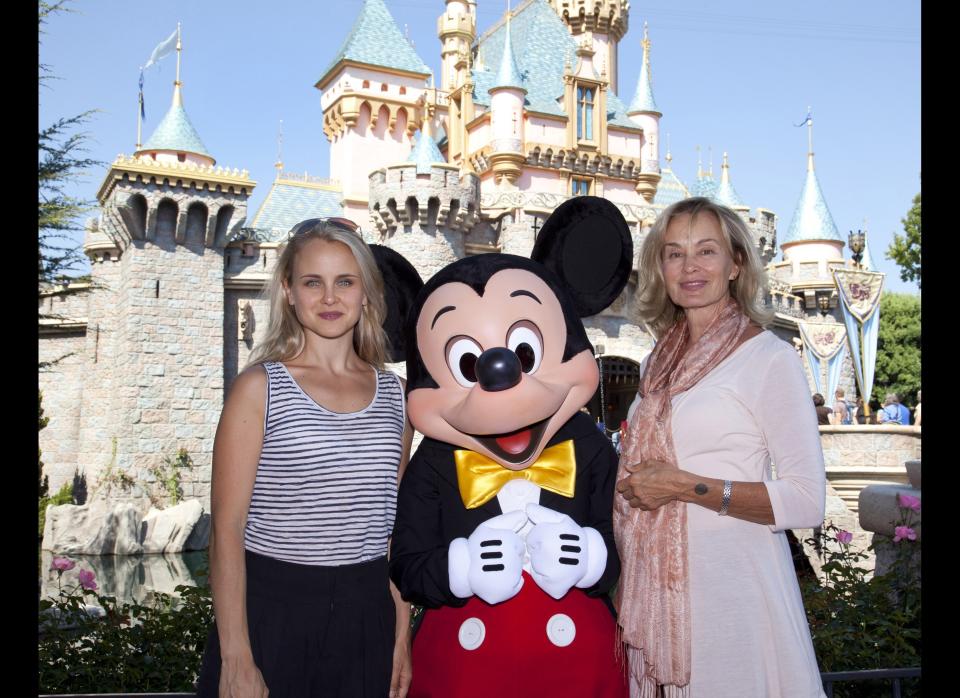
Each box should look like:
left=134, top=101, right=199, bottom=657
left=848, top=229, right=865, bottom=269
left=595, top=343, right=606, bottom=432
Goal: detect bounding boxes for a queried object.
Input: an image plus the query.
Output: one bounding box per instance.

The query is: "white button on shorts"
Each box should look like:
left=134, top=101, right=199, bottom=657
left=546, top=613, right=576, bottom=647
left=458, top=617, right=486, bottom=650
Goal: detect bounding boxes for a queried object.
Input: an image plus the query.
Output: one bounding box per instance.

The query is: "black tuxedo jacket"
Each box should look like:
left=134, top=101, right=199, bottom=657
left=389, top=411, right=622, bottom=609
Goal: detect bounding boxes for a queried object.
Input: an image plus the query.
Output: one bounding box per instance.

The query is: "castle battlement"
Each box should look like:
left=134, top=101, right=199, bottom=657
left=369, top=163, right=480, bottom=235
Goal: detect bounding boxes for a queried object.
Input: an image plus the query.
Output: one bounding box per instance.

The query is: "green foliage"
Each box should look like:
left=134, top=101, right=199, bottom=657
left=39, top=1, right=101, bottom=286
left=39, top=481, right=74, bottom=542
left=885, top=193, right=921, bottom=288
left=874, top=292, right=921, bottom=409
left=39, top=390, right=49, bottom=498
left=98, top=436, right=136, bottom=495
left=801, top=516, right=920, bottom=697
left=149, top=448, right=194, bottom=507
left=39, top=565, right=213, bottom=693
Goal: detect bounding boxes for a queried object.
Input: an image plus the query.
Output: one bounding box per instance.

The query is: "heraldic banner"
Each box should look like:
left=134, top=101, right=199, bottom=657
left=798, top=321, right=848, bottom=400
left=832, top=269, right=884, bottom=409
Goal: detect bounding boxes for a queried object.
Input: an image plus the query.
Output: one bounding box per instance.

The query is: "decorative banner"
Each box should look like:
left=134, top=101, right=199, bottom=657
left=798, top=321, right=847, bottom=397
left=833, top=269, right=884, bottom=409
left=833, top=269, right=883, bottom=323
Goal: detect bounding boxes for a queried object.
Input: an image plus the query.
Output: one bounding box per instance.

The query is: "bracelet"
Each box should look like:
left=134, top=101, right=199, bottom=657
left=718, top=480, right=733, bottom=516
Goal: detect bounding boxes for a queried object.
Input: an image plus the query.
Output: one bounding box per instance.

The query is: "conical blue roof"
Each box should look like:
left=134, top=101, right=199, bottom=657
left=862, top=233, right=877, bottom=271
left=653, top=164, right=690, bottom=207
left=491, top=16, right=524, bottom=91
left=141, top=87, right=212, bottom=160
left=715, top=154, right=746, bottom=208
left=320, top=0, right=430, bottom=82
left=407, top=128, right=445, bottom=174
left=782, top=155, right=843, bottom=245
left=690, top=172, right=717, bottom=200
left=628, top=28, right=659, bottom=114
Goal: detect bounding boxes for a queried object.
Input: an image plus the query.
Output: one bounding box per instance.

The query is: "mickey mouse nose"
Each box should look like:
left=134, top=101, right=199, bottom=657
left=475, top=347, right=522, bottom=392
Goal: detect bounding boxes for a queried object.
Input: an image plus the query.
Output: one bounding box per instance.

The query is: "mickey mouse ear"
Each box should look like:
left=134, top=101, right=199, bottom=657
left=370, top=245, right=424, bottom=363
left=531, top=196, right=633, bottom=317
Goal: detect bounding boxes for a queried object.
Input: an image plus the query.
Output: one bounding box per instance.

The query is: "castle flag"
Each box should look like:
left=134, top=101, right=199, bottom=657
left=143, top=28, right=177, bottom=70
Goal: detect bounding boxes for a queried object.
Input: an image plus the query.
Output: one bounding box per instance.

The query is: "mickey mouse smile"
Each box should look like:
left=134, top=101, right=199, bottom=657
left=470, top=417, right=551, bottom=465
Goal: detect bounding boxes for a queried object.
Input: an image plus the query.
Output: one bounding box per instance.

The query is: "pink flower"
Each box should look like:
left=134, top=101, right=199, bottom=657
left=78, top=569, right=98, bottom=591
left=893, top=526, right=917, bottom=543
left=836, top=530, right=853, bottom=545
left=51, top=557, right=75, bottom=572
left=897, top=493, right=921, bottom=512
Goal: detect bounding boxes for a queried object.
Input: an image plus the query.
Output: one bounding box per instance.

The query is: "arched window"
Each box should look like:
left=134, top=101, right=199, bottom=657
left=362, top=80, right=370, bottom=89
left=576, top=86, right=594, bottom=141
left=399, top=86, right=407, bottom=95
left=177, top=152, right=186, bottom=162
left=381, top=83, right=388, bottom=92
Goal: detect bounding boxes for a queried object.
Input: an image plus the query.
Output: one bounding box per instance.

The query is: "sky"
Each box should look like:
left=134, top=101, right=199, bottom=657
left=39, top=0, right=920, bottom=295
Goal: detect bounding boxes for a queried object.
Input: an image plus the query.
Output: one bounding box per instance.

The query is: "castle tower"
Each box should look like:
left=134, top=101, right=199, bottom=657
left=549, top=0, right=629, bottom=94
left=80, top=47, right=254, bottom=509
left=368, top=122, right=480, bottom=280
left=627, top=22, right=662, bottom=203
left=487, top=12, right=527, bottom=187
left=318, top=0, right=431, bottom=225
left=715, top=152, right=748, bottom=211
left=438, top=0, right=476, bottom=91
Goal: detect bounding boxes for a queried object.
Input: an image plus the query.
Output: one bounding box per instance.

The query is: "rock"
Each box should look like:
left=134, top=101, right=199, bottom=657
left=42, top=502, right=143, bottom=555
left=905, top=459, right=921, bottom=489
left=184, top=512, right=211, bottom=550
left=858, top=484, right=921, bottom=540
left=140, top=499, right=204, bottom=553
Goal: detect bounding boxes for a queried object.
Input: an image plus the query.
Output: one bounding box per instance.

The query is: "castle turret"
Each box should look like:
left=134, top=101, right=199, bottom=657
left=318, top=0, right=431, bottom=224
left=438, top=0, right=476, bottom=91
left=368, top=119, right=480, bottom=280
left=715, top=152, right=747, bottom=210
left=627, top=22, right=661, bottom=203
left=487, top=12, right=527, bottom=187
left=82, top=49, right=254, bottom=511
left=549, top=0, right=628, bottom=93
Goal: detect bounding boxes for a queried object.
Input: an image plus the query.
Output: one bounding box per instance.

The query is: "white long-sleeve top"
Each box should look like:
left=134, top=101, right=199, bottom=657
left=627, top=330, right=827, bottom=698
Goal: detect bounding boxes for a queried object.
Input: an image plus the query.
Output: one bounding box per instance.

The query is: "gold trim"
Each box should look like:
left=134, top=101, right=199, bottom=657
left=97, top=155, right=255, bottom=202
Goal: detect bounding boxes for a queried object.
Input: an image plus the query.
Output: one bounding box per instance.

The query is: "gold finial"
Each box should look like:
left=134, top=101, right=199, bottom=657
left=708, top=145, right=714, bottom=177
left=721, top=151, right=730, bottom=185
left=665, top=132, right=672, bottom=163
left=642, top=21, right=651, bottom=59
left=696, top=145, right=702, bottom=178
left=806, top=106, right=815, bottom=171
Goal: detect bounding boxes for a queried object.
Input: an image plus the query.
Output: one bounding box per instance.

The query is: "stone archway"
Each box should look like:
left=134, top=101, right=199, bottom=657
left=585, top=355, right=641, bottom=434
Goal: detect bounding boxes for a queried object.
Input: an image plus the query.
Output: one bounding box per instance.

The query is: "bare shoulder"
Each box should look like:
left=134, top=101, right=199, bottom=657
left=224, top=364, right=268, bottom=413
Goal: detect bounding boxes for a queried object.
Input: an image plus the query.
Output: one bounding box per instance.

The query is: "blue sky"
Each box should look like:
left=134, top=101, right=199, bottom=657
left=40, top=0, right=920, bottom=294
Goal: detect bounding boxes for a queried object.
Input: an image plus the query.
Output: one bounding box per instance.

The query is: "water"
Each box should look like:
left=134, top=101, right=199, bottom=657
left=40, top=549, right=209, bottom=606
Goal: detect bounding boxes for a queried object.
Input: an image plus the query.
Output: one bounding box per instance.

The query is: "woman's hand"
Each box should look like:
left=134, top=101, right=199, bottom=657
left=219, top=654, right=268, bottom=697
left=615, top=459, right=683, bottom=511
left=389, top=631, right=412, bottom=698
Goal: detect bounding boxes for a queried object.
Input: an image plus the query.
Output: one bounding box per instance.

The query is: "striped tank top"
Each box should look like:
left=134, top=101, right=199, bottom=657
left=244, top=361, right=405, bottom=566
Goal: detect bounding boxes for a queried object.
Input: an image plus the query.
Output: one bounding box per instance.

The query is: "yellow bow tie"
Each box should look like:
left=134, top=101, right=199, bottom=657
left=453, top=439, right=577, bottom=509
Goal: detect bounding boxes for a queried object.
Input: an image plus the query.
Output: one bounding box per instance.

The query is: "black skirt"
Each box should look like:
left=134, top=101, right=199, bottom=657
left=196, top=550, right=395, bottom=697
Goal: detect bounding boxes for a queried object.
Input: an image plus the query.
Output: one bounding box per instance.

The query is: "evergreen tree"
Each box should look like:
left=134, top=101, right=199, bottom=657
left=873, top=292, right=921, bottom=410
left=886, top=193, right=921, bottom=288
left=39, top=1, right=100, bottom=286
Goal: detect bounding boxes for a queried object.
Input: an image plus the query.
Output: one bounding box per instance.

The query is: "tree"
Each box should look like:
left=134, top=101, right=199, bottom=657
left=886, top=193, right=920, bottom=288
left=39, top=1, right=100, bottom=286
left=873, top=292, right=921, bottom=410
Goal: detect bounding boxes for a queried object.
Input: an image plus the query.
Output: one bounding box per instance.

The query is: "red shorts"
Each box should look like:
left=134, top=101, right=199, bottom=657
left=409, top=572, right=628, bottom=698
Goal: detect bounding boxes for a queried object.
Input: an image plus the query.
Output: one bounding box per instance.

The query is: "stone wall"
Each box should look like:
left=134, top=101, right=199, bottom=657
left=820, top=425, right=920, bottom=513
left=39, top=331, right=87, bottom=493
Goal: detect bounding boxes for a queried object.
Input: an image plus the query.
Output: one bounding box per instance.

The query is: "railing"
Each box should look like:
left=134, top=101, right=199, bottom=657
left=821, top=667, right=921, bottom=697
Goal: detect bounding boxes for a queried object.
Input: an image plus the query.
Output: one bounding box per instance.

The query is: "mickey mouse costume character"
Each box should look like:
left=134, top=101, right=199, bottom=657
left=389, top=197, right=632, bottom=698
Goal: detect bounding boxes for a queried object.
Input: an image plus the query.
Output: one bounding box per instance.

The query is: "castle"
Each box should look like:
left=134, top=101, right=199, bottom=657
left=39, top=0, right=874, bottom=512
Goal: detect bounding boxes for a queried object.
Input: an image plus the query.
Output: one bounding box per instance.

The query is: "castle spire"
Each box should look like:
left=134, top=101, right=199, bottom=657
left=491, top=8, right=524, bottom=91
left=782, top=113, right=843, bottom=246
left=136, top=30, right=214, bottom=166
left=628, top=22, right=660, bottom=115
left=715, top=152, right=746, bottom=208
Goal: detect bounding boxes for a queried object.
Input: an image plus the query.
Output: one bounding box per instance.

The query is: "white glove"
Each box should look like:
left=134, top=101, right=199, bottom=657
left=448, top=510, right=528, bottom=605
left=525, top=503, right=607, bottom=600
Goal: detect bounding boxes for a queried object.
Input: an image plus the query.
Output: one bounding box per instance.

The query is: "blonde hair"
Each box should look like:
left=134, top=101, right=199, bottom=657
left=246, top=219, right=389, bottom=368
left=636, top=197, right=773, bottom=337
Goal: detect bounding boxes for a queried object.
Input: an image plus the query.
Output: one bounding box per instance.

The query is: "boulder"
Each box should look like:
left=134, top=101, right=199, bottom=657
left=42, top=501, right=143, bottom=555
left=858, top=484, right=921, bottom=540
left=905, top=459, right=921, bottom=489
left=140, top=499, right=204, bottom=554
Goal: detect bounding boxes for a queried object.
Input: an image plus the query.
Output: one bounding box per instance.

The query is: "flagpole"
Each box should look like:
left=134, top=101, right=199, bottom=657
left=136, top=68, right=143, bottom=150
left=175, top=22, right=182, bottom=88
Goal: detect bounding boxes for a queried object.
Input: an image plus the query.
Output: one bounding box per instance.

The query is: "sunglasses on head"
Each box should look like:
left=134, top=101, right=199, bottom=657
left=288, top=217, right=362, bottom=238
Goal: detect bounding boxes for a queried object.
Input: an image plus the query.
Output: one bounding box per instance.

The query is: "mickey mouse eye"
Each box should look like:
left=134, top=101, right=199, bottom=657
left=507, top=322, right=543, bottom=374
left=446, top=336, right=483, bottom=388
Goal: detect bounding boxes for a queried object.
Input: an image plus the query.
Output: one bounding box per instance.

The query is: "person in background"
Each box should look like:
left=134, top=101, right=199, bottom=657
left=614, top=197, right=826, bottom=697
left=812, top=393, right=832, bottom=426
left=831, top=389, right=852, bottom=425
left=197, top=218, right=414, bottom=698
left=854, top=396, right=868, bottom=425
left=611, top=419, right=628, bottom=455
left=914, top=390, right=922, bottom=426
left=878, top=393, right=909, bottom=425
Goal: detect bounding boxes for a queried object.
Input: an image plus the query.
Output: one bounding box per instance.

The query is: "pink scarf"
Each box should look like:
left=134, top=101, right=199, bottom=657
left=613, top=298, right=750, bottom=698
